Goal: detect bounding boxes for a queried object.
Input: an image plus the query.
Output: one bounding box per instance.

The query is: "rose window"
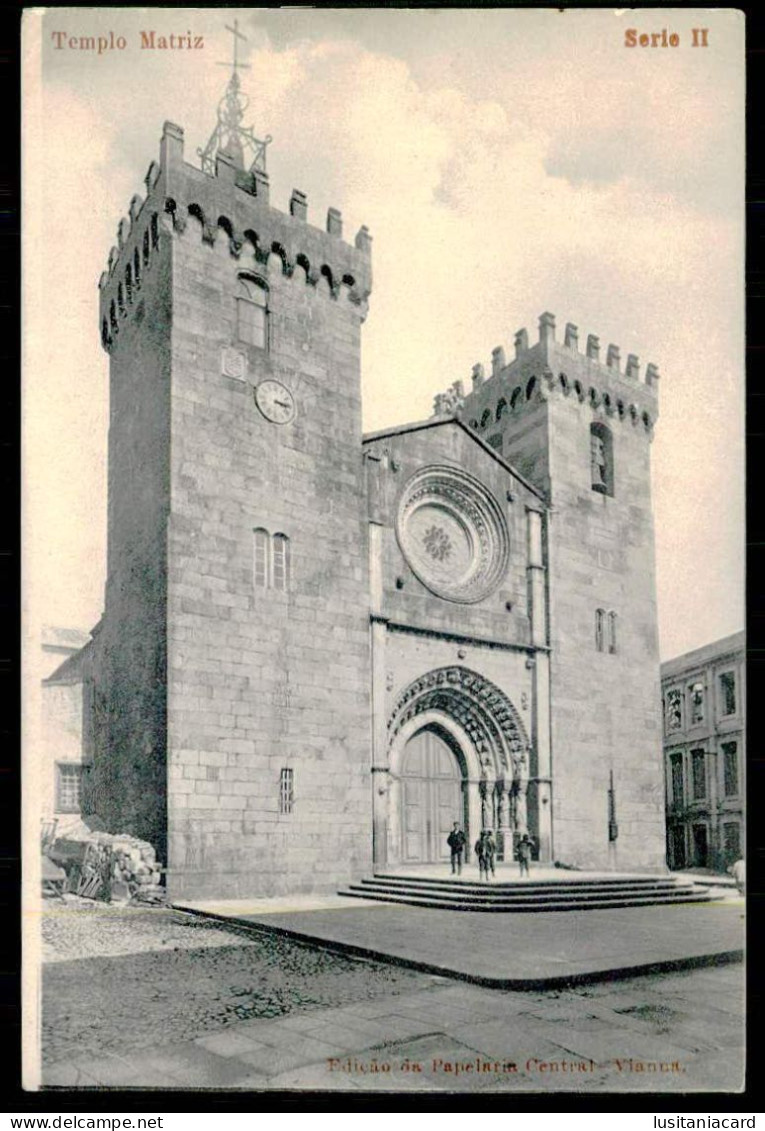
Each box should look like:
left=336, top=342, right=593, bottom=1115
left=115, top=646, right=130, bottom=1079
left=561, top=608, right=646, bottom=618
left=396, top=466, right=509, bottom=603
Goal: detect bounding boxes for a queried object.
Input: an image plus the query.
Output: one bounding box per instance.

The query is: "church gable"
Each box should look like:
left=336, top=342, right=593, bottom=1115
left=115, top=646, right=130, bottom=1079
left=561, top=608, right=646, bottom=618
left=364, top=417, right=541, bottom=647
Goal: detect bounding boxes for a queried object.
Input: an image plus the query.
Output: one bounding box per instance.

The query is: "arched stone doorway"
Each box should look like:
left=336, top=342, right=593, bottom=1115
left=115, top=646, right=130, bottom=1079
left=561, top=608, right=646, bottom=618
left=401, top=726, right=467, bottom=863
left=384, top=666, right=531, bottom=867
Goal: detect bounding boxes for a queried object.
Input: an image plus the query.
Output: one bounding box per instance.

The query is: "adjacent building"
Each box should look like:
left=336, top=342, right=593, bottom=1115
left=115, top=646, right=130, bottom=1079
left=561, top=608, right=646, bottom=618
left=41, top=627, right=92, bottom=831
left=661, top=631, right=745, bottom=871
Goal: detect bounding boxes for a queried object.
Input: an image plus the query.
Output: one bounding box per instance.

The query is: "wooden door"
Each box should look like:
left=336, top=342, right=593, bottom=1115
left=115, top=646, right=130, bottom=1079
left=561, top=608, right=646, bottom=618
left=401, top=729, right=463, bottom=862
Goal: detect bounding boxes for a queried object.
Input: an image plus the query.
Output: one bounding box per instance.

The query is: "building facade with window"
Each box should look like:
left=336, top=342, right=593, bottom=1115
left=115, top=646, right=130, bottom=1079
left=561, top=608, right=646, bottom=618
left=66, top=106, right=668, bottom=901
left=41, top=628, right=92, bottom=832
left=661, top=631, right=745, bottom=871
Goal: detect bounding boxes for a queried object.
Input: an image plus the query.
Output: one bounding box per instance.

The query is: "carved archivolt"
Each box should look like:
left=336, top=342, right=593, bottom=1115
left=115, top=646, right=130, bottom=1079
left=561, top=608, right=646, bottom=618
left=396, top=466, right=509, bottom=604
left=387, top=665, right=528, bottom=781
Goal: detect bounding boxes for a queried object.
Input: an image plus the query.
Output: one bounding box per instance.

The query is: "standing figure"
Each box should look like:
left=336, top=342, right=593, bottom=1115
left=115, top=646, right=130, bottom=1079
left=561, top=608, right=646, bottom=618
left=517, top=832, right=535, bottom=878
left=483, top=829, right=496, bottom=880
left=447, top=822, right=466, bottom=876
left=475, top=832, right=488, bottom=881
left=475, top=830, right=496, bottom=882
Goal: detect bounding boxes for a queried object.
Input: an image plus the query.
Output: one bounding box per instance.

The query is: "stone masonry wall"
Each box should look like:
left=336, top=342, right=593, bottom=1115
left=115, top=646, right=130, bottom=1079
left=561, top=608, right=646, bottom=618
left=545, top=389, right=664, bottom=871
left=87, top=228, right=171, bottom=860
left=162, top=147, right=373, bottom=899
left=461, top=318, right=665, bottom=871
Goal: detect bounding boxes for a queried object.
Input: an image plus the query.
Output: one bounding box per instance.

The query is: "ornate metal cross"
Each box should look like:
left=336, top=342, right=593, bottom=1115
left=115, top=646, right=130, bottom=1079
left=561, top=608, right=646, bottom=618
left=198, top=19, right=272, bottom=177
left=217, top=19, right=251, bottom=75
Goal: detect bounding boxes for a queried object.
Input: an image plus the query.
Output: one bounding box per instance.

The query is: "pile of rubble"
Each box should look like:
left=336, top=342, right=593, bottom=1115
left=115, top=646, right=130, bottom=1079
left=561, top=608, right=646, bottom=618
left=50, top=831, right=165, bottom=904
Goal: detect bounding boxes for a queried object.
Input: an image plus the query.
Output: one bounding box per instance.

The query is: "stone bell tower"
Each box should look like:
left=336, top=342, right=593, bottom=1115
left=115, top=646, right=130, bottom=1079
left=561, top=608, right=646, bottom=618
left=459, top=313, right=665, bottom=871
left=89, top=28, right=374, bottom=899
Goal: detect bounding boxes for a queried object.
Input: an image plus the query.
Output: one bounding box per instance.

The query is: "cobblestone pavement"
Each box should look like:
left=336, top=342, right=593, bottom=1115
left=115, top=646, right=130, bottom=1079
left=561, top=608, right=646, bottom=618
left=41, top=897, right=266, bottom=963
left=40, top=900, right=430, bottom=1066
left=39, top=900, right=745, bottom=1093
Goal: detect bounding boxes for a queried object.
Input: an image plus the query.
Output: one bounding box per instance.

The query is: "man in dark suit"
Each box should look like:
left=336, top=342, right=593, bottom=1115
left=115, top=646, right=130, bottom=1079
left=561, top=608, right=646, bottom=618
left=447, top=822, right=466, bottom=875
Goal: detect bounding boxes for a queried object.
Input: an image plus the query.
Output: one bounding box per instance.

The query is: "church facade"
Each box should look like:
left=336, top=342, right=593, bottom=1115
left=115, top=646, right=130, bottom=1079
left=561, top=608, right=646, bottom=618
left=81, top=112, right=667, bottom=901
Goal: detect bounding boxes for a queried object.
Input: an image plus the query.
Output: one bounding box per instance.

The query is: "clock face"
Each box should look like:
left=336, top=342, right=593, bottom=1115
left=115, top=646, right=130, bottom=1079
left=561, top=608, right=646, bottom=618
left=254, top=379, right=295, bottom=424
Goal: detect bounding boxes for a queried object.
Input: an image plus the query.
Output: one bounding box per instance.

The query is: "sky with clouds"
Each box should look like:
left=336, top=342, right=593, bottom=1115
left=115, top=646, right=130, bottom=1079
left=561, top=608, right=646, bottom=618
left=23, top=7, right=745, bottom=661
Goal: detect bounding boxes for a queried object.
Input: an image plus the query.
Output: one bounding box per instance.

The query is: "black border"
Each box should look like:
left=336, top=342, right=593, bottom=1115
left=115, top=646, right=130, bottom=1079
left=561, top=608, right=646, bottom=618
left=4, top=1, right=760, bottom=1114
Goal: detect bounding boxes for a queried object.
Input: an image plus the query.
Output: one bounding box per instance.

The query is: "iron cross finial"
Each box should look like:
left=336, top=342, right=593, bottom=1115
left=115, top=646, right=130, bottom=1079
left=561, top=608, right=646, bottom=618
left=217, top=19, right=251, bottom=73
left=199, top=20, right=271, bottom=177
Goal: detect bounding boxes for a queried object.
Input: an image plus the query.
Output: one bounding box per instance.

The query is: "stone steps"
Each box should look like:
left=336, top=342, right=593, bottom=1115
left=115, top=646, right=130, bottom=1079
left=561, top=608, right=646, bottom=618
left=368, top=873, right=689, bottom=894
left=338, top=874, right=723, bottom=913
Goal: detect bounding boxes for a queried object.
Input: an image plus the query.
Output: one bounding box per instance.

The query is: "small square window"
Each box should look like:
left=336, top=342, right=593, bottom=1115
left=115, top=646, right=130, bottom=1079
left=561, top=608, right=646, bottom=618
left=670, top=752, right=684, bottom=806
left=665, top=690, right=682, bottom=732
left=689, top=681, right=704, bottom=725
left=722, top=742, right=739, bottom=797
left=719, top=671, right=736, bottom=717
left=237, top=277, right=269, bottom=350
left=590, top=423, right=614, bottom=496
left=237, top=300, right=267, bottom=348
left=691, top=749, right=706, bottom=801
left=279, top=767, right=294, bottom=815
left=56, top=763, right=83, bottom=814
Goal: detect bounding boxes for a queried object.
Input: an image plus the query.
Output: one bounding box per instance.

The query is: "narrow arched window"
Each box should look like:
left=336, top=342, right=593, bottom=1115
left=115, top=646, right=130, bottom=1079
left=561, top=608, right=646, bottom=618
left=496, top=399, right=507, bottom=421
left=595, top=608, right=606, bottom=652
left=272, top=534, right=290, bottom=591
left=237, top=276, right=269, bottom=350
left=590, top=422, right=614, bottom=496
left=125, top=264, right=132, bottom=304
left=480, top=409, right=491, bottom=429
left=133, top=248, right=141, bottom=287
left=253, top=528, right=269, bottom=589
left=142, top=229, right=150, bottom=265
left=150, top=213, right=159, bottom=249
left=608, top=611, right=617, bottom=654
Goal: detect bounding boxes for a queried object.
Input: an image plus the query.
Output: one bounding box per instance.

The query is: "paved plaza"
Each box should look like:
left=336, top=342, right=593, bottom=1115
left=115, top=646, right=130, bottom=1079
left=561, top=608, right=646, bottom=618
left=178, top=876, right=743, bottom=987
left=38, top=895, right=745, bottom=1093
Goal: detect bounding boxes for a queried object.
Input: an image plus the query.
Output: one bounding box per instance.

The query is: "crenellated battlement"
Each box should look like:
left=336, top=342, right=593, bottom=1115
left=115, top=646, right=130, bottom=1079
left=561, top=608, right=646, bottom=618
left=434, top=310, right=660, bottom=436
left=99, top=121, right=373, bottom=353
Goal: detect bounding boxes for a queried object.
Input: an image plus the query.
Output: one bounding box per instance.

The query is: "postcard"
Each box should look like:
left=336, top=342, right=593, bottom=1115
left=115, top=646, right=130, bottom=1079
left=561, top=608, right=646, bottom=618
left=22, top=7, right=745, bottom=1097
